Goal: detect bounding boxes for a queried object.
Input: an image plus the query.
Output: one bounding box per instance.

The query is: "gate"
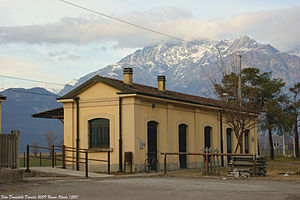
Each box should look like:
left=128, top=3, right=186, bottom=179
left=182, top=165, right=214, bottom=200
left=0, top=130, right=20, bottom=168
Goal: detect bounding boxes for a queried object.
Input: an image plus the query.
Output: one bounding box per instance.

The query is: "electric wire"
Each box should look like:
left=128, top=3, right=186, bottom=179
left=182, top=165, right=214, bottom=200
left=57, top=0, right=198, bottom=46
left=0, top=75, right=65, bottom=86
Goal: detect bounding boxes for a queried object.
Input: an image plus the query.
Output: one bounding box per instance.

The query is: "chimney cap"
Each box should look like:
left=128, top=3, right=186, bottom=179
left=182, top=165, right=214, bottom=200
left=123, top=67, right=133, bottom=74
left=157, top=75, right=166, bottom=81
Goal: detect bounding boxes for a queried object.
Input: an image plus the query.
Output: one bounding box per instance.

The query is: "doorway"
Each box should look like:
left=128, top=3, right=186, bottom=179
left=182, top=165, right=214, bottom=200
left=179, top=124, right=187, bottom=169
left=147, top=121, right=158, bottom=170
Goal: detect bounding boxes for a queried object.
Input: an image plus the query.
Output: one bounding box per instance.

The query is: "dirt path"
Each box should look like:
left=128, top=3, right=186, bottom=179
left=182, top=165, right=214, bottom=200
left=1, top=176, right=300, bottom=200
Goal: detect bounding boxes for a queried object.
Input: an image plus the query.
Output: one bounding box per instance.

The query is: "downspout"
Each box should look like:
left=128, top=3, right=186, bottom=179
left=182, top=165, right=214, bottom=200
left=220, top=110, right=224, bottom=166
left=119, top=97, right=123, bottom=172
left=74, top=97, right=80, bottom=171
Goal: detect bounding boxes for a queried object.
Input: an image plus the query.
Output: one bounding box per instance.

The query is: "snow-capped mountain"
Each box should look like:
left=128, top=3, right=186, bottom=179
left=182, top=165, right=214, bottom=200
left=59, top=36, right=300, bottom=97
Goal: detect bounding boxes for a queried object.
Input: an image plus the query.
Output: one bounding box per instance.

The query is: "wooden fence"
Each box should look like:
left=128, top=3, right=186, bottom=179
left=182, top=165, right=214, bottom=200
left=161, top=147, right=257, bottom=175
left=0, top=130, right=20, bottom=168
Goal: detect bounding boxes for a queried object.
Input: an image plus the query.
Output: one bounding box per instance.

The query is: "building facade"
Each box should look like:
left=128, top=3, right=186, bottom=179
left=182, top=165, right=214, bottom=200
left=57, top=68, right=258, bottom=172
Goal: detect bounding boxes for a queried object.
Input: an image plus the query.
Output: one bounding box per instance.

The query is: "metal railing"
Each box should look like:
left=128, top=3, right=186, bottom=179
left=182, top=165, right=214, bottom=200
left=161, top=149, right=257, bottom=175
left=25, top=145, right=111, bottom=177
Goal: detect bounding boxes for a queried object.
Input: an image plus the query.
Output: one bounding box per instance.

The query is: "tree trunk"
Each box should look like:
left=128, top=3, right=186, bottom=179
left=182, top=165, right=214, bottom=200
left=268, top=128, right=274, bottom=160
left=282, top=134, right=286, bottom=156
left=239, top=134, right=243, bottom=154
left=294, top=116, right=299, bottom=159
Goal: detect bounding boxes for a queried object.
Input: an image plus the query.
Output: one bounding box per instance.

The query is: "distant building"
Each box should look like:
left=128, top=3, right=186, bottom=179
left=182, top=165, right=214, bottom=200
left=34, top=68, right=258, bottom=172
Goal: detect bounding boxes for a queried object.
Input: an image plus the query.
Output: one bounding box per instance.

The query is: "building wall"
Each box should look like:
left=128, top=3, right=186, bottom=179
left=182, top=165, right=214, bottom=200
left=60, top=82, right=258, bottom=172
left=61, top=82, right=123, bottom=171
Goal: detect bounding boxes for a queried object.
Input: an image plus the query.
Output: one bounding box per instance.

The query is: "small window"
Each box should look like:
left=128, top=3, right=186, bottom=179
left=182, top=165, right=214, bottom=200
left=245, top=130, right=249, bottom=154
left=226, top=128, right=232, bottom=154
left=89, top=118, right=110, bottom=148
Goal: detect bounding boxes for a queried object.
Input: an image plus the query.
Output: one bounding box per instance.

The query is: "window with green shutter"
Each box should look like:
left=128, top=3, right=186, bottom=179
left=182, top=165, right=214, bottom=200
left=89, top=118, right=110, bottom=148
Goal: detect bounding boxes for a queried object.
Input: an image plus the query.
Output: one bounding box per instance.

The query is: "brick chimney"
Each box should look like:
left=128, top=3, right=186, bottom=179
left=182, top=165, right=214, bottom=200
left=123, top=68, right=133, bottom=85
left=157, top=75, right=166, bottom=92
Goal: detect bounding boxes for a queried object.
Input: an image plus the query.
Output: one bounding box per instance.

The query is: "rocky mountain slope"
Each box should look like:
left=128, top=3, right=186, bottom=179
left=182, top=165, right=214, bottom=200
left=59, top=36, right=300, bottom=97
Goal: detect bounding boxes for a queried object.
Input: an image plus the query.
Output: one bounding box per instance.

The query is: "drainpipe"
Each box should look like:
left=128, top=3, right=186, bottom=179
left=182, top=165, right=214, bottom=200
left=74, top=97, right=80, bottom=171
left=220, top=110, right=224, bottom=166
left=119, top=97, right=123, bottom=172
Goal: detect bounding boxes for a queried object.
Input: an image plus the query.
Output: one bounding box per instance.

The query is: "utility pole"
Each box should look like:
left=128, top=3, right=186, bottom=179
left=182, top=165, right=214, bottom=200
left=238, top=54, right=242, bottom=101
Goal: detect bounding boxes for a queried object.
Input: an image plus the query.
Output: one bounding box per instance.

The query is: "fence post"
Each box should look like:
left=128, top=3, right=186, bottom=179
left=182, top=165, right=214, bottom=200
left=62, top=145, right=66, bottom=169
left=252, top=154, right=256, bottom=176
left=55, top=152, right=57, bottom=166
left=40, top=152, right=42, bottom=167
left=211, top=149, right=216, bottom=176
left=52, top=145, right=54, bottom=168
left=85, top=151, right=88, bottom=178
left=107, top=151, right=110, bottom=174
left=12, top=130, right=20, bottom=169
left=201, top=149, right=205, bottom=174
left=25, top=145, right=30, bottom=172
left=164, top=153, right=167, bottom=174
left=205, top=147, right=208, bottom=175
left=216, top=149, right=220, bottom=176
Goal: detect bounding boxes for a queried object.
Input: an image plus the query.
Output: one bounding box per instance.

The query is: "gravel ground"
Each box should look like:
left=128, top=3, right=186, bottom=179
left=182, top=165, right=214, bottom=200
left=1, top=176, right=300, bottom=200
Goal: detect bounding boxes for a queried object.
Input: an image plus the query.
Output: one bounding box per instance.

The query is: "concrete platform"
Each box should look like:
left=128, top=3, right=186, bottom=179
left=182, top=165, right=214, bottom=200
left=0, top=168, right=24, bottom=183
left=22, top=167, right=114, bottom=178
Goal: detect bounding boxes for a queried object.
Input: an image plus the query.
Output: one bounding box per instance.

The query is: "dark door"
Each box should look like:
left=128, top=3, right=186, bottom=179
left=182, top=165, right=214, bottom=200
left=147, top=121, right=158, bottom=170
left=204, top=126, right=211, bottom=162
left=179, top=124, right=187, bottom=169
left=204, top=126, right=211, bottom=149
left=226, top=128, right=232, bottom=163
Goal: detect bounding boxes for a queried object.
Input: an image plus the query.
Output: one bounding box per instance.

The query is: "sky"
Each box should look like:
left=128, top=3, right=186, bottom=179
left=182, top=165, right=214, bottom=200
left=1, top=0, right=300, bottom=91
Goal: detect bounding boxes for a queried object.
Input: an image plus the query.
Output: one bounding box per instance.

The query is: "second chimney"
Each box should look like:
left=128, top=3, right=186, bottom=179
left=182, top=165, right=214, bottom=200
left=123, top=68, right=133, bottom=85
left=157, top=75, right=166, bottom=92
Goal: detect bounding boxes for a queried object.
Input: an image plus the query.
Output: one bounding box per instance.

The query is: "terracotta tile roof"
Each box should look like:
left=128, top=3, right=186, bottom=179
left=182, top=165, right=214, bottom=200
left=32, top=107, right=64, bottom=119
left=59, top=75, right=224, bottom=109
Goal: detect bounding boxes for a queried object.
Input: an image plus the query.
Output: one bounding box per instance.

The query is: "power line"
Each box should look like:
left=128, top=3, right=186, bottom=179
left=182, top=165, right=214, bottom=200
left=57, top=0, right=198, bottom=46
left=0, top=75, right=65, bottom=86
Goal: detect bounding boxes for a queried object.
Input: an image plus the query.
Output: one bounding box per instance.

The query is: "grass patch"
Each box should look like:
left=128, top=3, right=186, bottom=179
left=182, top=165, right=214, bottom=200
left=20, top=154, right=63, bottom=167
left=266, top=156, right=300, bottom=176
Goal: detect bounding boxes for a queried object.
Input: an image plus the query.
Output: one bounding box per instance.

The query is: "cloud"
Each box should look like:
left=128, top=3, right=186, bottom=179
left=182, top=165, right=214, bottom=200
left=48, top=50, right=80, bottom=61
left=0, top=6, right=300, bottom=50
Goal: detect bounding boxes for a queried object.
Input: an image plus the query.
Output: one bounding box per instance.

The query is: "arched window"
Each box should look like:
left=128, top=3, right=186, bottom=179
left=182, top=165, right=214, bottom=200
left=89, top=118, right=110, bottom=148
left=226, top=128, right=232, bottom=154
left=179, top=124, right=187, bottom=169
left=226, top=128, right=232, bottom=163
left=204, top=126, right=212, bottom=149
left=245, top=130, right=249, bottom=154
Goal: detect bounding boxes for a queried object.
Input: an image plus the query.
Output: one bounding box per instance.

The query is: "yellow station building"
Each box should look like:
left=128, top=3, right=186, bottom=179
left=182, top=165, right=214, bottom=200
left=35, top=68, right=258, bottom=172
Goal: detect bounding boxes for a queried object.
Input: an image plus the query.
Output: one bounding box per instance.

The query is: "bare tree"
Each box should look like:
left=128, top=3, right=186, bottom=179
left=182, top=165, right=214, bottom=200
left=45, top=131, right=57, bottom=147
left=31, top=141, right=39, bottom=157
left=218, top=98, right=258, bottom=153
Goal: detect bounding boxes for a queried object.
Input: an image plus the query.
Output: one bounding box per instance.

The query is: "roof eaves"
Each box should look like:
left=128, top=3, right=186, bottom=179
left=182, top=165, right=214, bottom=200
left=117, top=91, right=222, bottom=109
left=57, top=75, right=131, bottom=100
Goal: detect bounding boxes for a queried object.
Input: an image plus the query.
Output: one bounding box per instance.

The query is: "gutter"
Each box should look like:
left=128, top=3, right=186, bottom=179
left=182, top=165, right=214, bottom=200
left=74, top=97, right=80, bottom=171
left=220, top=110, right=224, bottom=166
left=119, top=97, right=123, bottom=172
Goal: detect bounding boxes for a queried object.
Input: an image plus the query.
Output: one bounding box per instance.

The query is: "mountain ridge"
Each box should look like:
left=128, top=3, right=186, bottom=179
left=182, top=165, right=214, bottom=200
left=59, top=36, right=300, bottom=97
